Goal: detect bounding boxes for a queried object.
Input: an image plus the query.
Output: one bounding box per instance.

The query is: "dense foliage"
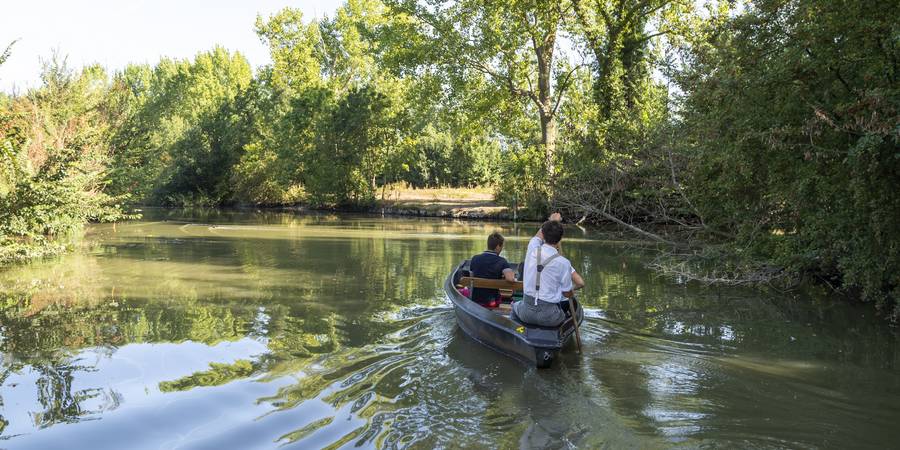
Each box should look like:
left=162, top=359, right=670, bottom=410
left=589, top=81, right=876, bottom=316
left=103, top=2, right=501, bottom=207
left=0, top=0, right=897, bottom=316
left=674, top=0, right=900, bottom=316
left=0, top=55, right=130, bottom=263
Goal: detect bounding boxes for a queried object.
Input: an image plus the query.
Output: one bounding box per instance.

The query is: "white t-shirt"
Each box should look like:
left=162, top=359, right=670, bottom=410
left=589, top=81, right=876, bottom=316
left=522, top=236, right=573, bottom=303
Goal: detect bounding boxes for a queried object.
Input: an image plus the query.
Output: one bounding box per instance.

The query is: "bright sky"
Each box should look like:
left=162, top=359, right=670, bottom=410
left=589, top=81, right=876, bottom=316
left=0, top=0, right=342, bottom=93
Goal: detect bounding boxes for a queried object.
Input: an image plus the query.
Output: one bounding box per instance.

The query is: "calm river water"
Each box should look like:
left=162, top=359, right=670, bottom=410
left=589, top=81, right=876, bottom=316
left=1, top=209, right=898, bottom=449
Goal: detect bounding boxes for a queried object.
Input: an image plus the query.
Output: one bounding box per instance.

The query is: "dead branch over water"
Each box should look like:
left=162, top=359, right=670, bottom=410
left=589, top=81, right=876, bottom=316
left=554, top=164, right=800, bottom=290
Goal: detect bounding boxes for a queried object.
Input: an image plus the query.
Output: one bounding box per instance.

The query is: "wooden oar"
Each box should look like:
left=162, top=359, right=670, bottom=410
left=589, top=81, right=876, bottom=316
left=567, top=295, right=582, bottom=352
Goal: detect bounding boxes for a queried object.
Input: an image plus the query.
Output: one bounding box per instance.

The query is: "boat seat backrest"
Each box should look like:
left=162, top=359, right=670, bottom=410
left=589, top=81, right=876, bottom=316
left=458, top=276, right=523, bottom=291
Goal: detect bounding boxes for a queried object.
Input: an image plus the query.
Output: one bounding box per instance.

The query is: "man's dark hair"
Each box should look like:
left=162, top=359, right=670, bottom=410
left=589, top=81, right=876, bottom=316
left=487, top=232, right=505, bottom=250
left=541, top=221, right=564, bottom=245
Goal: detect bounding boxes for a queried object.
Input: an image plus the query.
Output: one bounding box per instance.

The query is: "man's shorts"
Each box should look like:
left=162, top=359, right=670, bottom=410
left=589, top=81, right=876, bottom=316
left=512, top=295, right=566, bottom=327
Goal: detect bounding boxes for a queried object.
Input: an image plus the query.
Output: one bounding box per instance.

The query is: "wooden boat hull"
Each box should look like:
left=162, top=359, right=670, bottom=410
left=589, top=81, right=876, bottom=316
left=444, top=262, right=583, bottom=368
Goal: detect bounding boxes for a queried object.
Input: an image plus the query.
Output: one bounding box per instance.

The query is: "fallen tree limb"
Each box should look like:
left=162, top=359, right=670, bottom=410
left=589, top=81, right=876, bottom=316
left=590, top=208, right=678, bottom=245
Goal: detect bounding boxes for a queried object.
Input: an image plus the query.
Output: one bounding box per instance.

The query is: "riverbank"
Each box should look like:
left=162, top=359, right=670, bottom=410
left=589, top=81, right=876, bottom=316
left=280, top=187, right=521, bottom=221
left=376, top=186, right=511, bottom=219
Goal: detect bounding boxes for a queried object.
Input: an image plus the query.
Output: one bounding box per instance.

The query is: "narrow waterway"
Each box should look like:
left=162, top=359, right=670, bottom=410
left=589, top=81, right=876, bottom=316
left=1, top=209, right=898, bottom=449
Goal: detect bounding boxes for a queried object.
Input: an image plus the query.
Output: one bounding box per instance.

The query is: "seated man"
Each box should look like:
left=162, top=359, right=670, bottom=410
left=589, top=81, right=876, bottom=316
left=513, top=213, right=584, bottom=326
left=468, top=231, right=516, bottom=306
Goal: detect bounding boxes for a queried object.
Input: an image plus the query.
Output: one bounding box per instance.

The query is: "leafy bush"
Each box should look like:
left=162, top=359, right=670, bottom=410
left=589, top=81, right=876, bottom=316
left=0, top=56, right=132, bottom=264
left=675, top=0, right=900, bottom=316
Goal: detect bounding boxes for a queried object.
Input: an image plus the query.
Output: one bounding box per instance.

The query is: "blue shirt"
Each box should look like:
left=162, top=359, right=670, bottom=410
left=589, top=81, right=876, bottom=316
left=469, top=251, right=513, bottom=303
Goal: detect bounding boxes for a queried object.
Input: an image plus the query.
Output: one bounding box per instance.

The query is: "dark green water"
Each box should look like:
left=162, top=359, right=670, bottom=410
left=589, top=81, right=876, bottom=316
left=1, top=209, right=898, bottom=449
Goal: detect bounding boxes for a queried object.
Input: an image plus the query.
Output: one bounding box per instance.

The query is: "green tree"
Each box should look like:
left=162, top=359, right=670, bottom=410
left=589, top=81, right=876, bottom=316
left=1, top=54, right=129, bottom=264
left=389, top=0, right=583, bottom=180
left=675, top=0, right=900, bottom=315
left=107, top=47, right=252, bottom=205
left=304, top=84, right=397, bottom=205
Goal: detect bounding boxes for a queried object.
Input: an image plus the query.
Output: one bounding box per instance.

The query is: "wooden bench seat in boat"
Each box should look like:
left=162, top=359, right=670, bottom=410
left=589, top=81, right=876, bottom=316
left=457, top=276, right=575, bottom=300
left=457, top=277, right=521, bottom=310
left=457, top=276, right=523, bottom=292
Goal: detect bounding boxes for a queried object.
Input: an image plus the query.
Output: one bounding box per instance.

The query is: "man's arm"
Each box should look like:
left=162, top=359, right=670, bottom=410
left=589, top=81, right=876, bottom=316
left=502, top=267, right=516, bottom=282
left=535, top=212, right=562, bottom=240
left=560, top=261, right=575, bottom=298
left=571, top=269, right=585, bottom=291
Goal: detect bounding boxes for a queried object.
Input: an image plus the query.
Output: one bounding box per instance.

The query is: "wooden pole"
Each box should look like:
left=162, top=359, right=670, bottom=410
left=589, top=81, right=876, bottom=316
left=568, top=296, right=582, bottom=352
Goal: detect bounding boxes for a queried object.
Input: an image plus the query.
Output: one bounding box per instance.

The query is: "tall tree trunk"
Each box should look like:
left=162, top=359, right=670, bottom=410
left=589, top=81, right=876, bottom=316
left=596, top=29, right=622, bottom=120
left=536, top=29, right=556, bottom=179
left=540, top=112, right=557, bottom=177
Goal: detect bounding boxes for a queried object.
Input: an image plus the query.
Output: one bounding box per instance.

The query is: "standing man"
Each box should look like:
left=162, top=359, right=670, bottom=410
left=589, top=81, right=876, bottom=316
left=469, top=231, right=516, bottom=306
left=514, top=213, right=584, bottom=326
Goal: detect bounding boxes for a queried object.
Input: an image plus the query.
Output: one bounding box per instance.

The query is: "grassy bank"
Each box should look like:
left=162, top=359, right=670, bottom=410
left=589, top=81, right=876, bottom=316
left=374, top=186, right=511, bottom=220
